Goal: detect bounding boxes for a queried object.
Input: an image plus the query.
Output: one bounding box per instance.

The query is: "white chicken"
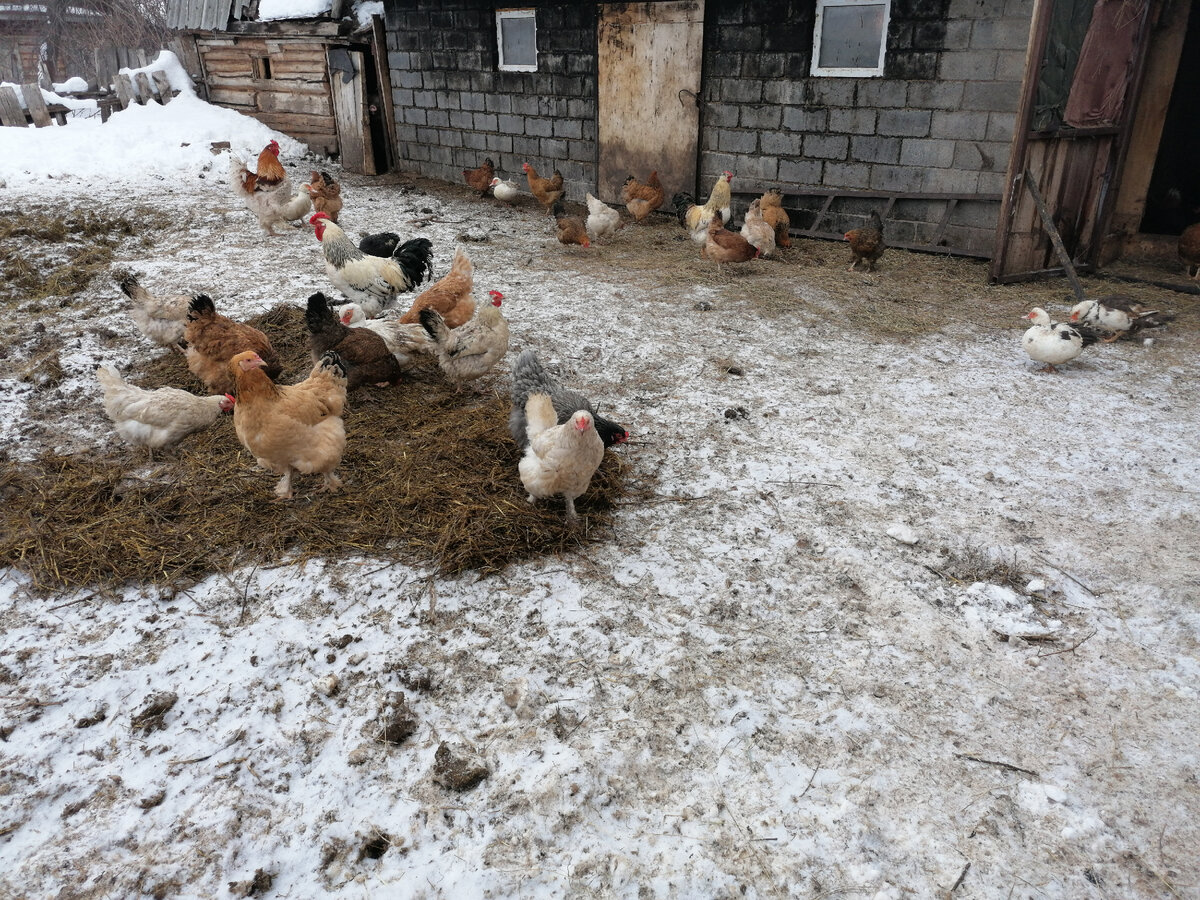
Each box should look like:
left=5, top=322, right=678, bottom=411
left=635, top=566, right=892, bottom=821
left=1068, top=296, right=1173, bottom=342
left=518, top=392, right=605, bottom=520
left=1021, top=308, right=1084, bottom=373
left=117, top=274, right=189, bottom=352
left=419, top=290, right=509, bottom=387
left=489, top=176, right=520, bottom=204
left=311, top=213, right=434, bottom=318
left=96, top=364, right=234, bottom=451
left=228, top=150, right=312, bottom=235
left=585, top=193, right=622, bottom=242
left=338, top=305, right=434, bottom=371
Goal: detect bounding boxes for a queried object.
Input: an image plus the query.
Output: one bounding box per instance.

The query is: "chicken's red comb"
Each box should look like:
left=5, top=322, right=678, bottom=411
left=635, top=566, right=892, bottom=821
left=224, top=393, right=236, bottom=403
left=309, top=212, right=330, bottom=224
left=488, top=290, right=504, bottom=300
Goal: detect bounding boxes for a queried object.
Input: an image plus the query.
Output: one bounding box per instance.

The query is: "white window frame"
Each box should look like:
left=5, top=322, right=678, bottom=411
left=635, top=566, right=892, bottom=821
left=496, top=8, right=538, bottom=73
left=811, top=0, right=891, bottom=78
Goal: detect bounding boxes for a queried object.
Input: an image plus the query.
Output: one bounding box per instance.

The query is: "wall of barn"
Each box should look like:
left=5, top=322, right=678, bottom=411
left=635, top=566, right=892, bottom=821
left=380, top=0, right=1033, bottom=255
left=382, top=1, right=598, bottom=202
left=700, top=0, right=1033, bottom=253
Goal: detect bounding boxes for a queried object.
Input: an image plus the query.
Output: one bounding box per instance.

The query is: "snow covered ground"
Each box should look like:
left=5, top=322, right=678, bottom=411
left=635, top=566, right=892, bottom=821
left=1, top=66, right=1199, bottom=900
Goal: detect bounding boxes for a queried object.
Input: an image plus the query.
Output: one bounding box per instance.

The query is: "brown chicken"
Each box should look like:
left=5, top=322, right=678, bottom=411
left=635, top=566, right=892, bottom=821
left=759, top=189, right=791, bottom=249
left=398, top=245, right=477, bottom=327
left=1178, top=222, right=1200, bottom=279
left=184, top=294, right=281, bottom=395
left=305, top=291, right=403, bottom=388
left=523, top=162, right=565, bottom=211
left=235, top=140, right=286, bottom=194
left=845, top=211, right=885, bottom=272
left=701, top=213, right=756, bottom=271
left=552, top=200, right=591, bottom=248
left=231, top=350, right=348, bottom=501
left=622, top=171, right=665, bottom=223
left=463, top=157, right=495, bottom=196
left=303, top=170, right=342, bottom=222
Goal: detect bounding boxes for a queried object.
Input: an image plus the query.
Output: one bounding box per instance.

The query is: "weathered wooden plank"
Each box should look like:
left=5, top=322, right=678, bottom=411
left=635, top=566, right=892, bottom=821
left=115, top=73, right=135, bottom=108
left=22, top=83, right=52, bottom=126
left=151, top=71, right=174, bottom=104
left=134, top=72, right=154, bottom=104
left=0, top=86, right=27, bottom=127
left=258, top=90, right=333, bottom=116
left=327, top=48, right=371, bottom=175
left=254, top=113, right=337, bottom=134
left=207, top=72, right=327, bottom=91
left=206, top=86, right=257, bottom=107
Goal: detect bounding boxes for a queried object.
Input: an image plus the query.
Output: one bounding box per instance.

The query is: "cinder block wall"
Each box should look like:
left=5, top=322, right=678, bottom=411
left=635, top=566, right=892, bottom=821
left=700, top=0, right=1033, bottom=253
left=383, top=0, right=598, bottom=202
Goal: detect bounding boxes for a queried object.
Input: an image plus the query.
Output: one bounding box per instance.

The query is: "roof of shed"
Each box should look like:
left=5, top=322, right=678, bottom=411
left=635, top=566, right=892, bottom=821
left=166, top=0, right=340, bottom=32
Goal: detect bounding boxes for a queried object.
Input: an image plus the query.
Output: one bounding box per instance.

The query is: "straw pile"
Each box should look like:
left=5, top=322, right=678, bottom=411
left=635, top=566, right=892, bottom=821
left=0, top=304, right=641, bottom=595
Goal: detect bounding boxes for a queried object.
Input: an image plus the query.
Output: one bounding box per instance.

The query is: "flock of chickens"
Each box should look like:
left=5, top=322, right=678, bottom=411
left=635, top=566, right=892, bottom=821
left=98, top=141, right=628, bottom=512
left=98, top=140, right=1188, bottom=506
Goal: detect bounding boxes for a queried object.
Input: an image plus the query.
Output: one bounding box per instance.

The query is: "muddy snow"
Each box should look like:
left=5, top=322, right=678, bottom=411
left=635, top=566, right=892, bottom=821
left=1, top=131, right=1199, bottom=900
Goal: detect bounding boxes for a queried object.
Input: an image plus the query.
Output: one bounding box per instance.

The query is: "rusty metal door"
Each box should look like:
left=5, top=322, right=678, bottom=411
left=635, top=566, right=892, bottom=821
left=597, top=2, right=704, bottom=206
left=990, top=0, right=1156, bottom=282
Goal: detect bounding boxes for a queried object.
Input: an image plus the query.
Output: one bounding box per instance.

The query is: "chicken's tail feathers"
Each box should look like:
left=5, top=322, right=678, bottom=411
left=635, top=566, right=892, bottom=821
left=870, top=210, right=884, bottom=231
left=393, top=237, right=435, bottom=289
left=305, top=291, right=335, bottom=333
left=318, top=350, right=348, bottom=379
left=95, top=363, right=123, bottom=391
left=418, top=307, right=450, bottom=344
left=188, top=294, right=216, bottom=318
left=524, top=392, right=558, bottom=439
left=228, top=155, right=252, bottom=197
left=511, top=348, right=554, bottom=399
left=117, top=273, right=145, bottom=301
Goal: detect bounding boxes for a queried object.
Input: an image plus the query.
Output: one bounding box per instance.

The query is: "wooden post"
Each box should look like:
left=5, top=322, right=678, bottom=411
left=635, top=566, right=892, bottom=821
left=1022, top=169, right=1088, bottom=303
left=115, top=74, right=134, bottom=108
left=0, top=86, right=26, bottom=126
left=134, top=72, right=154, bottom=105
left=151, top=70, right=174, bottom=104
left=22, top=83, right=52, bottom=126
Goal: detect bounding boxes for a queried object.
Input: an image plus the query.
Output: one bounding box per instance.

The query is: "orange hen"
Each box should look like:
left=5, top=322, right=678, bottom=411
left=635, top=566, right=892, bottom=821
left=523, top=162, right=565, bottom=211
left=845, top=211, right=886, bottom=272
left=463, top=157, right=495, bottom=196
left=398, top=246, right=477, bottom=327
left=622, top=171, right=665, bottom=223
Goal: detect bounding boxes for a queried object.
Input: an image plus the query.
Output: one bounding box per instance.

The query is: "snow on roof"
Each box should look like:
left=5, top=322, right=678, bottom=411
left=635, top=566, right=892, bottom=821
left=257, top=0, right=332, bottom=21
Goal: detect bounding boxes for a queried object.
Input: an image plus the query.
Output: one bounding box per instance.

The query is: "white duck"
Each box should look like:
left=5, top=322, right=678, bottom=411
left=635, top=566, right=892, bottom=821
left=489, top=176, right=520, bottom=204
left=1021, top=307, right=1084, bottom=373
left=1068, top=295, right=1171, bottom=342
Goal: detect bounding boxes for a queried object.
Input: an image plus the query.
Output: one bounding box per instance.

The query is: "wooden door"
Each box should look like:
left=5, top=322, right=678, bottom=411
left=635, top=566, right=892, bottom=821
left=327, top=48, right=375, bottom=175
left=990, top=0, right=1156, bottom=282
left=597, top=2, right=704, bottom=206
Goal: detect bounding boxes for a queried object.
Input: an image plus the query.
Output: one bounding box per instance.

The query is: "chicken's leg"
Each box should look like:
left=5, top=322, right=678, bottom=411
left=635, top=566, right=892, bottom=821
left=274, top=468, right=295, bottom=500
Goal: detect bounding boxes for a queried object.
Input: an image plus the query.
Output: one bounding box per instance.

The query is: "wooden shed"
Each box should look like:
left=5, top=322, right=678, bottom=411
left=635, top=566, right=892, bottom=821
left=167, top=0, right=396, bottom=175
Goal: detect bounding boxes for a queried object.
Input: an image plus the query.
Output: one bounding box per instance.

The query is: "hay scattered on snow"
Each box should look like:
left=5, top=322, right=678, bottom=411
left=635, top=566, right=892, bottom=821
left=0, top=304, right=644, bottom=594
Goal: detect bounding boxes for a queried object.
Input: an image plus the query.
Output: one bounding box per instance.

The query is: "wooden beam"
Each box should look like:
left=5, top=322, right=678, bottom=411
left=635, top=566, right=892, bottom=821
left=1022, top=169, right=1088, bottom=302
left=0, top=86, right=26, bottom=126
left=151, top=71, right=175, bottom=104
left=22, top=83, right=51, bottom=126
left=114, top=74, right=135, bottom=108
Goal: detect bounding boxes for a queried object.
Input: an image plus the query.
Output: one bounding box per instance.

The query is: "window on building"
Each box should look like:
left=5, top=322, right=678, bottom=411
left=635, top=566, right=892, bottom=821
left=811, top=0, right=890, bottom=77
left=251, top=55, right=272, bottom=80
left=497, top=8, right=537, bottom=72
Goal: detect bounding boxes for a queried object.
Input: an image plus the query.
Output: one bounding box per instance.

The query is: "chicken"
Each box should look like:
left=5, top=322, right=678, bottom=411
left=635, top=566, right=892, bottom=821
left=1068, top=296, right=1174, bottom=342
left=184, top=294, right=281, bottom=395
left=552, top=200, right=591, bottom=248
left=419, top=290, right=509, bottom=387
left=117, top=274, right=189, bottom=353
left=303, top=170, right=342, bottom=222
left=703, top=171, right=734, bottom=231
left=622, top=171, right=665, bottom=223
left=522, top=162, right=564, bottom=211
left=233, top=140, right=286, bottom=194
left=740, top=198, right=776, bottom=258
left=229, top=146, right=312, bottom=235
left=759, top=188, right=792, bottom=249
left=96, top=364, right=233, bottom=452
left=845, top=211, right=886, bottom=272
left=1178, top=222, right=1200, bottom=279
left=463, top=157, right=495, bottom=196
left=338, top=305, right=434, bottom=371
left=702, top=213, right=757, bottom=271
left=397, top=245, right=477, bottom=327
left=489, top=176, right=520, bottom=204
left=305, top=291, right=403, bottom=388
left=518, top=393, right=605, bottom=521
left=1022, top=307, right=1084, bottom=373
left=311, top=213, right=434, bottom=318
left=585, top=192, right=622, bottom=241
left=508, top=348, right=628, bottom=449
left=231, top=349, right=348, bottom=501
